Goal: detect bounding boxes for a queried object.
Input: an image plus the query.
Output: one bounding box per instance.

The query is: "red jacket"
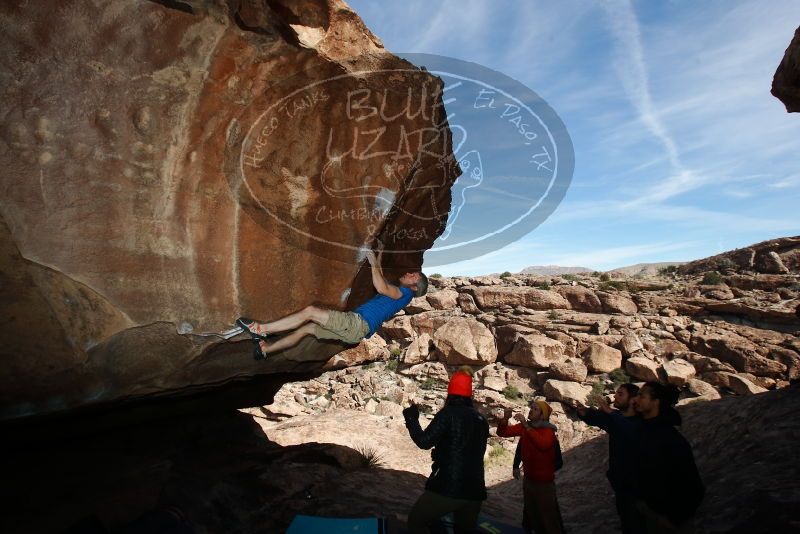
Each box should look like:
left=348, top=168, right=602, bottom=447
left=497, top=420, right=556, bottom=482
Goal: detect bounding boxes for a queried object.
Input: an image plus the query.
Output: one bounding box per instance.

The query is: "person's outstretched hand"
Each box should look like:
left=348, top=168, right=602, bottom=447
left=513, top=413, right=528, bottom=426
left=596, top=395, right=612, bottom=414
left=564, top=400, right=587, bottom=417
left=403, top=403, right=419, bottom=421
left=503, top=408, right=513, bottom=421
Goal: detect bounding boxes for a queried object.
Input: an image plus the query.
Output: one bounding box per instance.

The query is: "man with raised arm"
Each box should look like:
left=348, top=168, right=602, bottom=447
left=573, top=383, right=644, bottom=534
left=236, top=245, right=427, bottom=359
left=498, top=400, right=563, bottom=534
left=403, top=368, right=490, bottom=533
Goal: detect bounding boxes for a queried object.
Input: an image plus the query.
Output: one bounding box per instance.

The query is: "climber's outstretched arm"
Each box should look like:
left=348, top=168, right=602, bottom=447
left=365, top=246, right=402, bottom=299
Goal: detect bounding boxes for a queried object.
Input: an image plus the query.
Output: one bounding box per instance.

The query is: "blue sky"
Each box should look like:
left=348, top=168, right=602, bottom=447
left=348, top=0, right=800, bottom=275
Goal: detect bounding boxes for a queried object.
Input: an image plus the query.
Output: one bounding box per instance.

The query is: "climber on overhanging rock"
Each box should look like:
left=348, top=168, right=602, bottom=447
left=235, top=244, right=428, bottom=359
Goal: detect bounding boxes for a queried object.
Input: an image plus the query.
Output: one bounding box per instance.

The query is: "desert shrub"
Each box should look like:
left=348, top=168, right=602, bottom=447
left=502, top=384, right=522, bottom=401
left=547, top=310, right=560, bottom=320
left=354, top=444, right=384, bottom=469
left=592, top=271, right=601, bottom=277
left=390, top=346, right=402, bottom=357
left=363, top=362, right=375, bottom=370
left=587, top=381, right=606, bottom=407
left=386, top=359, right=399, bottom=372
left=599, top=280, right=626, bottom=291
left=658, top=265, right=678, bottom=276
left=599, top=272, right=611, bottom=282
left=535, top=281, right=551, bottom=290
left=715, top=258, right=736, bottom=271
left=561, top=273, right=579, bottom=281
left=608, top=368, right=630, bottom=387
left=420, top=377, right=444, bottom=390
left=430, top=273, right=443, bottom=278
left=484, top=443, right=512, bottom=467
left=702, top=271, right=724, bottom=285
left=500, top=271, right=513, bottom=278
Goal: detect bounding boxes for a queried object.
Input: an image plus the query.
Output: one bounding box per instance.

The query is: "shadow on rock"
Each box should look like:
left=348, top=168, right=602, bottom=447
left=1, top=409, right=428, bottom=533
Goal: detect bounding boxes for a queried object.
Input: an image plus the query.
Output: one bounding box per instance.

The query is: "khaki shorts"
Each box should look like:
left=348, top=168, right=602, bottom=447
left=313, top=310, right=369, bottom=345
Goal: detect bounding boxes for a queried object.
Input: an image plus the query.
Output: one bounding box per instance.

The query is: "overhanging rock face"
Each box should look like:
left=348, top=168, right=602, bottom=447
left=773, top=25, right=800, bottom=112
left=0, top=0, right=458, bottom=420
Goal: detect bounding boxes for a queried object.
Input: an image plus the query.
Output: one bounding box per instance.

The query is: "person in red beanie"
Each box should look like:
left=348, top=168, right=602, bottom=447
left=402, top=367, right=489, bottom=533
left=498, top=400, right=563, bottom=534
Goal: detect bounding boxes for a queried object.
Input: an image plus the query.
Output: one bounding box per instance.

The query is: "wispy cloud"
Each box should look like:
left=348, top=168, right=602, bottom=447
left=769, top=175, right=800, bottom=189
left=600, top=0, right=705, bottom=207
left=603, top=0, right=682, bottom=171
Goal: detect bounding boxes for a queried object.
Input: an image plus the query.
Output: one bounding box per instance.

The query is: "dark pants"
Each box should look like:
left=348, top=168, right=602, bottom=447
left=522, top=479, right=563, bottom=534
left=615, top=490, right=646, bottom=534
left=636, top=500, right=694, bottom=534
left=407, top=490, right=483, bottom=534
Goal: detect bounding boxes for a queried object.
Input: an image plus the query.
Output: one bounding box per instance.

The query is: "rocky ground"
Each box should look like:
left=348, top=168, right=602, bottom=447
left=242, top=236, right=800, bottom=531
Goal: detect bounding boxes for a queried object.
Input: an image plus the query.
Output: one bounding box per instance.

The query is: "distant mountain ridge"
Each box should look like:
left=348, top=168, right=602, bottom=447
left=515, top=262, right=689, bottom=277
left=607, top=261, right=686, bottom=277
left=519, top=265, right=593, bottom=276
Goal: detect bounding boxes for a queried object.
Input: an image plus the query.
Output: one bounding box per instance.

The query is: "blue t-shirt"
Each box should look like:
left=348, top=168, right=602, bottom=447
left=354, top=286, right=415, bottom=336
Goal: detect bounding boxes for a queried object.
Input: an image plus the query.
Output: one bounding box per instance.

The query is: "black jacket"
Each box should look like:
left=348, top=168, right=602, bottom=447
left=403, top=396, right=489, bottom=500
left=578, top=409, right=642, bottom=492
left=637, top=412, right=704, bottom=526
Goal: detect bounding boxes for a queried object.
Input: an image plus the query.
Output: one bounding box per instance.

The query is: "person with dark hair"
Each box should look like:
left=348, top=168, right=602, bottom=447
left=573, top=383, right=644, bottom=534
left=634, top=382, right=705, bottom=533
left=237, top=244, right=428, bottom=359
left=498, top=400, right=563, bottom=534
left=403, top=368, right=489, bottom=533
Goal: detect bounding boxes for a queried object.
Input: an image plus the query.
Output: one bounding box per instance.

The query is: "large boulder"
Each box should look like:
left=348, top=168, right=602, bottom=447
left=549, top=358, right=589, bottom=382
left=403, top=333, right=432, bottom=365
left=505, top=334, right=566, bottom=369
left=555, top=285, right=602, bottom=313
left=681, top=353, right=736, bottom=374
left=399, top=361, right=450, bottom=382
left=651, top=338, right=691, bottom=358
left=728, top=374, right=768, bottom=396
left=662, top=358, right=696, bottom=386
left=686, top=378, right=721, bottom=400
left=432, top=317, right=497, bottom=365
left=380, top=315, right=415, bottom=340
left=691, top=331, right=788, bottom=378
left=626, top=356, right=660, bottom=382
left=457, top=292, right=481, bottom=314
left=426, top=289, right=459, bottom=310
left=543, top=379, right=591, bottom=405
left=581, top=343, right=622, bottom=373
left=322, top=334, right=389, bottom=370
left=406, top=297, right=433, bottom=314
left=544, top=331, right=579, bottom=359
left=597, top=292, right=638, bottom=315
left=0, top=0, right=459, bottom=421
left=411, top=311, right=454, bottom=337
left=469, top=287, right=569, bottom=311
left=374, top=400, right=404, bottom=418
left=494, top=324, right=539, bottom=357
left=619, top=332, right=644, bottom=357
left=767, top=346, right=800, bottom=379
